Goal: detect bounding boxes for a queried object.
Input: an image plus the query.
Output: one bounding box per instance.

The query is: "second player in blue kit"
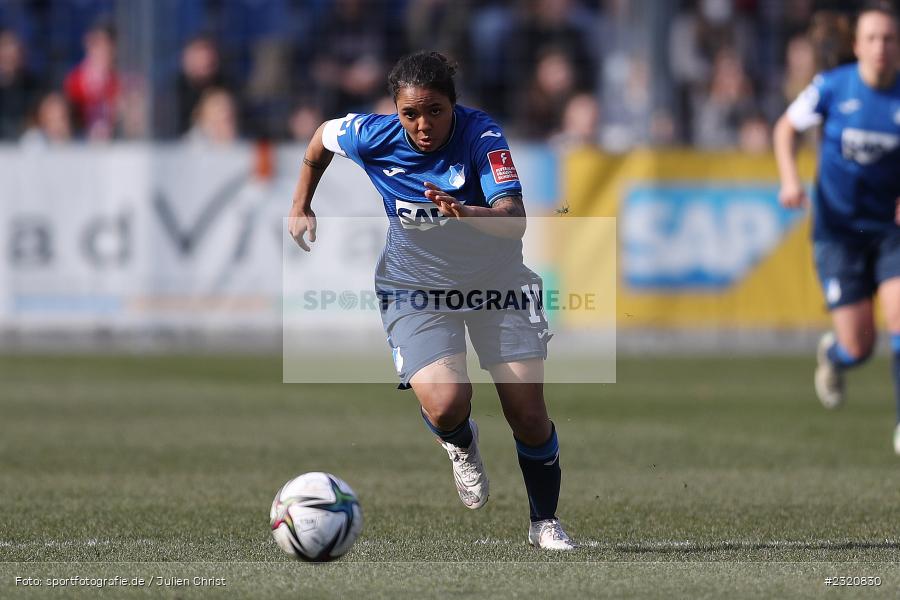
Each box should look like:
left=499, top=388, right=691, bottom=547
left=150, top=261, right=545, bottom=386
left=775, top=2, right=900, bottom=453
left=288, top=51, right=576, bottom=549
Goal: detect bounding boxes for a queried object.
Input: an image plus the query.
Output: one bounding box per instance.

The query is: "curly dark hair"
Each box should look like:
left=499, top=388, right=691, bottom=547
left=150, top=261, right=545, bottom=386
left=387, top=51, right=458, bottom=104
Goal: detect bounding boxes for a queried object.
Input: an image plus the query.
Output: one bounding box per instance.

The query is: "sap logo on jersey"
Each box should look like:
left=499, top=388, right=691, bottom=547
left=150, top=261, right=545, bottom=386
left=395, top=199, right=449, bottom=231
left=622, top=185, right=802, bottom=290
left=841, top=128, right=900, bottom=165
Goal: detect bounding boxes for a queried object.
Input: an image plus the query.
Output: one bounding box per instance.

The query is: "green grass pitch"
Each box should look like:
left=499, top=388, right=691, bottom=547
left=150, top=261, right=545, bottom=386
left=2, top=354, right=900, bottom=598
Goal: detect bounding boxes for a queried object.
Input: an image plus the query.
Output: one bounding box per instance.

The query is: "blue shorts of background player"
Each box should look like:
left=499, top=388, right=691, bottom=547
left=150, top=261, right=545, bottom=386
left=814, top=232, right=900, bottom=310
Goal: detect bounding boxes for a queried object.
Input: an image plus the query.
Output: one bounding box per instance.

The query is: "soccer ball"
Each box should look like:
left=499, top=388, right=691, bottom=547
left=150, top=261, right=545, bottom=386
left=269, top=472, right=363, bottom=562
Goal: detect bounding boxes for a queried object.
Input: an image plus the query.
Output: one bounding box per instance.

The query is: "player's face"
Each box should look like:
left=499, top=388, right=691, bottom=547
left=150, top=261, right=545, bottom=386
left=395, top=87, right=454, bottom=152
left=854, top=12, right=899, bottom=75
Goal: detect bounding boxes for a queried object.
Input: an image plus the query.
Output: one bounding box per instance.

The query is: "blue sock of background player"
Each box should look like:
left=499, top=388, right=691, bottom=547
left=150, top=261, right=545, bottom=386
left=826, top=339, right=870, bottom=370
left=891, top=335, right=900, bottom=424
left=515, top=423, right=561, bottom=522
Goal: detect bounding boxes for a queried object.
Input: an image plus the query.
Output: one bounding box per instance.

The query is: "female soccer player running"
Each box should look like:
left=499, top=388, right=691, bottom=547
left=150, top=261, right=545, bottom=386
left=287, top=51, right=576, bottom=549
left=774, top=2, right=900, bottom=453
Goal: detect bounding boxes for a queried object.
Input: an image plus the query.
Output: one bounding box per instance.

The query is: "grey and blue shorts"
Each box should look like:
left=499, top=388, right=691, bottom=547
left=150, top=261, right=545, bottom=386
left=379, top=267, right=551, bottom=386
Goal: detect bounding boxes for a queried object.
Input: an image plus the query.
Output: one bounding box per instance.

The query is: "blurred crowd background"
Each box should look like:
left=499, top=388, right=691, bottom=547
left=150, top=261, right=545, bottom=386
left=0, top=0, right=890, bottom=150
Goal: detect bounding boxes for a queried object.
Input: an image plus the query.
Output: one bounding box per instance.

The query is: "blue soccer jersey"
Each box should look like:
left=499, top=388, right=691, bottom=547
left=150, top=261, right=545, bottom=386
left=321, top=105, right=525, bottom=289
left=787, top=63, right=900, bottom=240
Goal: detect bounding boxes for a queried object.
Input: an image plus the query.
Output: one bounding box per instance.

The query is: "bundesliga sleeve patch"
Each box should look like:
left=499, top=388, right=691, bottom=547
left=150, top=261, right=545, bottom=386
left=487, top=149, right=519, bottom=184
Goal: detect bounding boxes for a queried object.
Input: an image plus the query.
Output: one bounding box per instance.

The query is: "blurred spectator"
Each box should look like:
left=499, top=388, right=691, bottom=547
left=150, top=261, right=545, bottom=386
left=0, top=28, right=40, bottom=139
left=648, top=110, right=678, bottom=147
left=44, top=0, right=116, bottom=82
left=691, top=47, right=757, bottom=149
left=176, top=35, right=234, bottom=135
left=669, top=0, right=756, bottom=88
left=513, top=0, right=597, bottom=93
left=782, top=33, right=817, bottom=103
left=467, top=0, right=518, bottom=118
left=288, top=102, right=323, bottom=142
left=310, top=0, right=388, bottom=117
left=0, top=0, right=851, bottom=147
left=372, top=95, right=397, bottom=115
left=218, top=0, right=303, bottom=78
left=782, top=0, right=817, bottom=39
left=186, top=88, right=238, bottom=147
left=405, top=0, right=471, bottom=67
left=550, top=92, right=600, bottom=149
left=514, top=46, right=578, bottom=139
left=595, top=1, right=677, bottom=149
left=244, top=38, right=293, bottom=138
left=119, top=75, right=148, bottom=139
left=63, top=21, right=120, bottom=141
left=669, top=3, right=712, bottom=93
left=600, top=54, right=654, bottom=150
left=19, top=91, right=73, bottom=146
left=669, top=0, right=757, bottom=142
left=738, top=112, right=771, bottom=154
left=808, top=9, right=854, bottom=70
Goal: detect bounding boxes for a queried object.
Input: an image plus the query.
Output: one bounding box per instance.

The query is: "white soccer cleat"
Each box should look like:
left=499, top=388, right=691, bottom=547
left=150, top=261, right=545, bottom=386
left=527, top=518, right=577, bottom=551
left=438, top=419, right=489, bottom=509
left=894, top=424, right=900, bottom=456
left=815, top=332, right=845, bottom=410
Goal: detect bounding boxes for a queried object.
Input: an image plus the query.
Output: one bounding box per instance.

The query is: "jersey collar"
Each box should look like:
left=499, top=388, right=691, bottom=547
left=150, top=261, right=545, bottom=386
left=403, top=109, right=457, bottom=155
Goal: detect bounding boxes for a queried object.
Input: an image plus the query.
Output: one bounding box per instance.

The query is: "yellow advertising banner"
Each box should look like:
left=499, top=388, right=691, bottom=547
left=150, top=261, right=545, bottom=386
left=559, top=148, right=832, bottom=328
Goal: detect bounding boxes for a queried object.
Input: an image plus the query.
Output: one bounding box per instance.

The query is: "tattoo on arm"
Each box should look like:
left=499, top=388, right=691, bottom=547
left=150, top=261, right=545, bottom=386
left=492, top=196, right=526, bottom=218
left=303, top=156, right=328, bottom=170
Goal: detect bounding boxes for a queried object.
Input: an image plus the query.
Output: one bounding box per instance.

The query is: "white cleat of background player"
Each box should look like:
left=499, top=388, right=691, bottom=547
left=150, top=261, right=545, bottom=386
left=815, top=332, right=845, bottom=410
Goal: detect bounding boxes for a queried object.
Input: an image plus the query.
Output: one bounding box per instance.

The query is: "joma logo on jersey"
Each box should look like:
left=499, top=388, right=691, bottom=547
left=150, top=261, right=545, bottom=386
left=838, top=98, right=861, bottom=114
left=395, top=199, right=449, bottom=231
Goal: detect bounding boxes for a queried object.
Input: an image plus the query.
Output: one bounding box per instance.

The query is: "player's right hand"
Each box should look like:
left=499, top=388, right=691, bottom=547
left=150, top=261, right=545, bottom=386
left=288, top=206, right=317, bottom=251
left=424, top=182, right=466, bottom=218
left=778, top=182, right=808, bottom=209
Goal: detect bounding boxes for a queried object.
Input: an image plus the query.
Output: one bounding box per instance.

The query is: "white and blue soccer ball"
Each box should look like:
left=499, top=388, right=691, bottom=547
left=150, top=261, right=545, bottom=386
left=270, top=472, right=363, bottom=562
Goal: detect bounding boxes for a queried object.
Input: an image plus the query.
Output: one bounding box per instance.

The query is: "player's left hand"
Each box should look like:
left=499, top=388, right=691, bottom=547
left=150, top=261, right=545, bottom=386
left=424, top=182, right=466, bottom=218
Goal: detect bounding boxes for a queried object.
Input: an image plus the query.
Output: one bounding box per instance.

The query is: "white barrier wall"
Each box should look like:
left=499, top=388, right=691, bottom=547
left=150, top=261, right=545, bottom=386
left=0, top=143, right=382, bottom=333
left=0, top=142, right=557, bottom=337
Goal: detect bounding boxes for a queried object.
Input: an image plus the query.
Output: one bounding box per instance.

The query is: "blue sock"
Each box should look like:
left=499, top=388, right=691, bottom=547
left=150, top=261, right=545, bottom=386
left=420, top=407, right=473, bottom=448
left=826, top=339, right=869, bottom=369
left=891, top=334, right=900, bottom=425
left=515, top=423, right=561, bottom=523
